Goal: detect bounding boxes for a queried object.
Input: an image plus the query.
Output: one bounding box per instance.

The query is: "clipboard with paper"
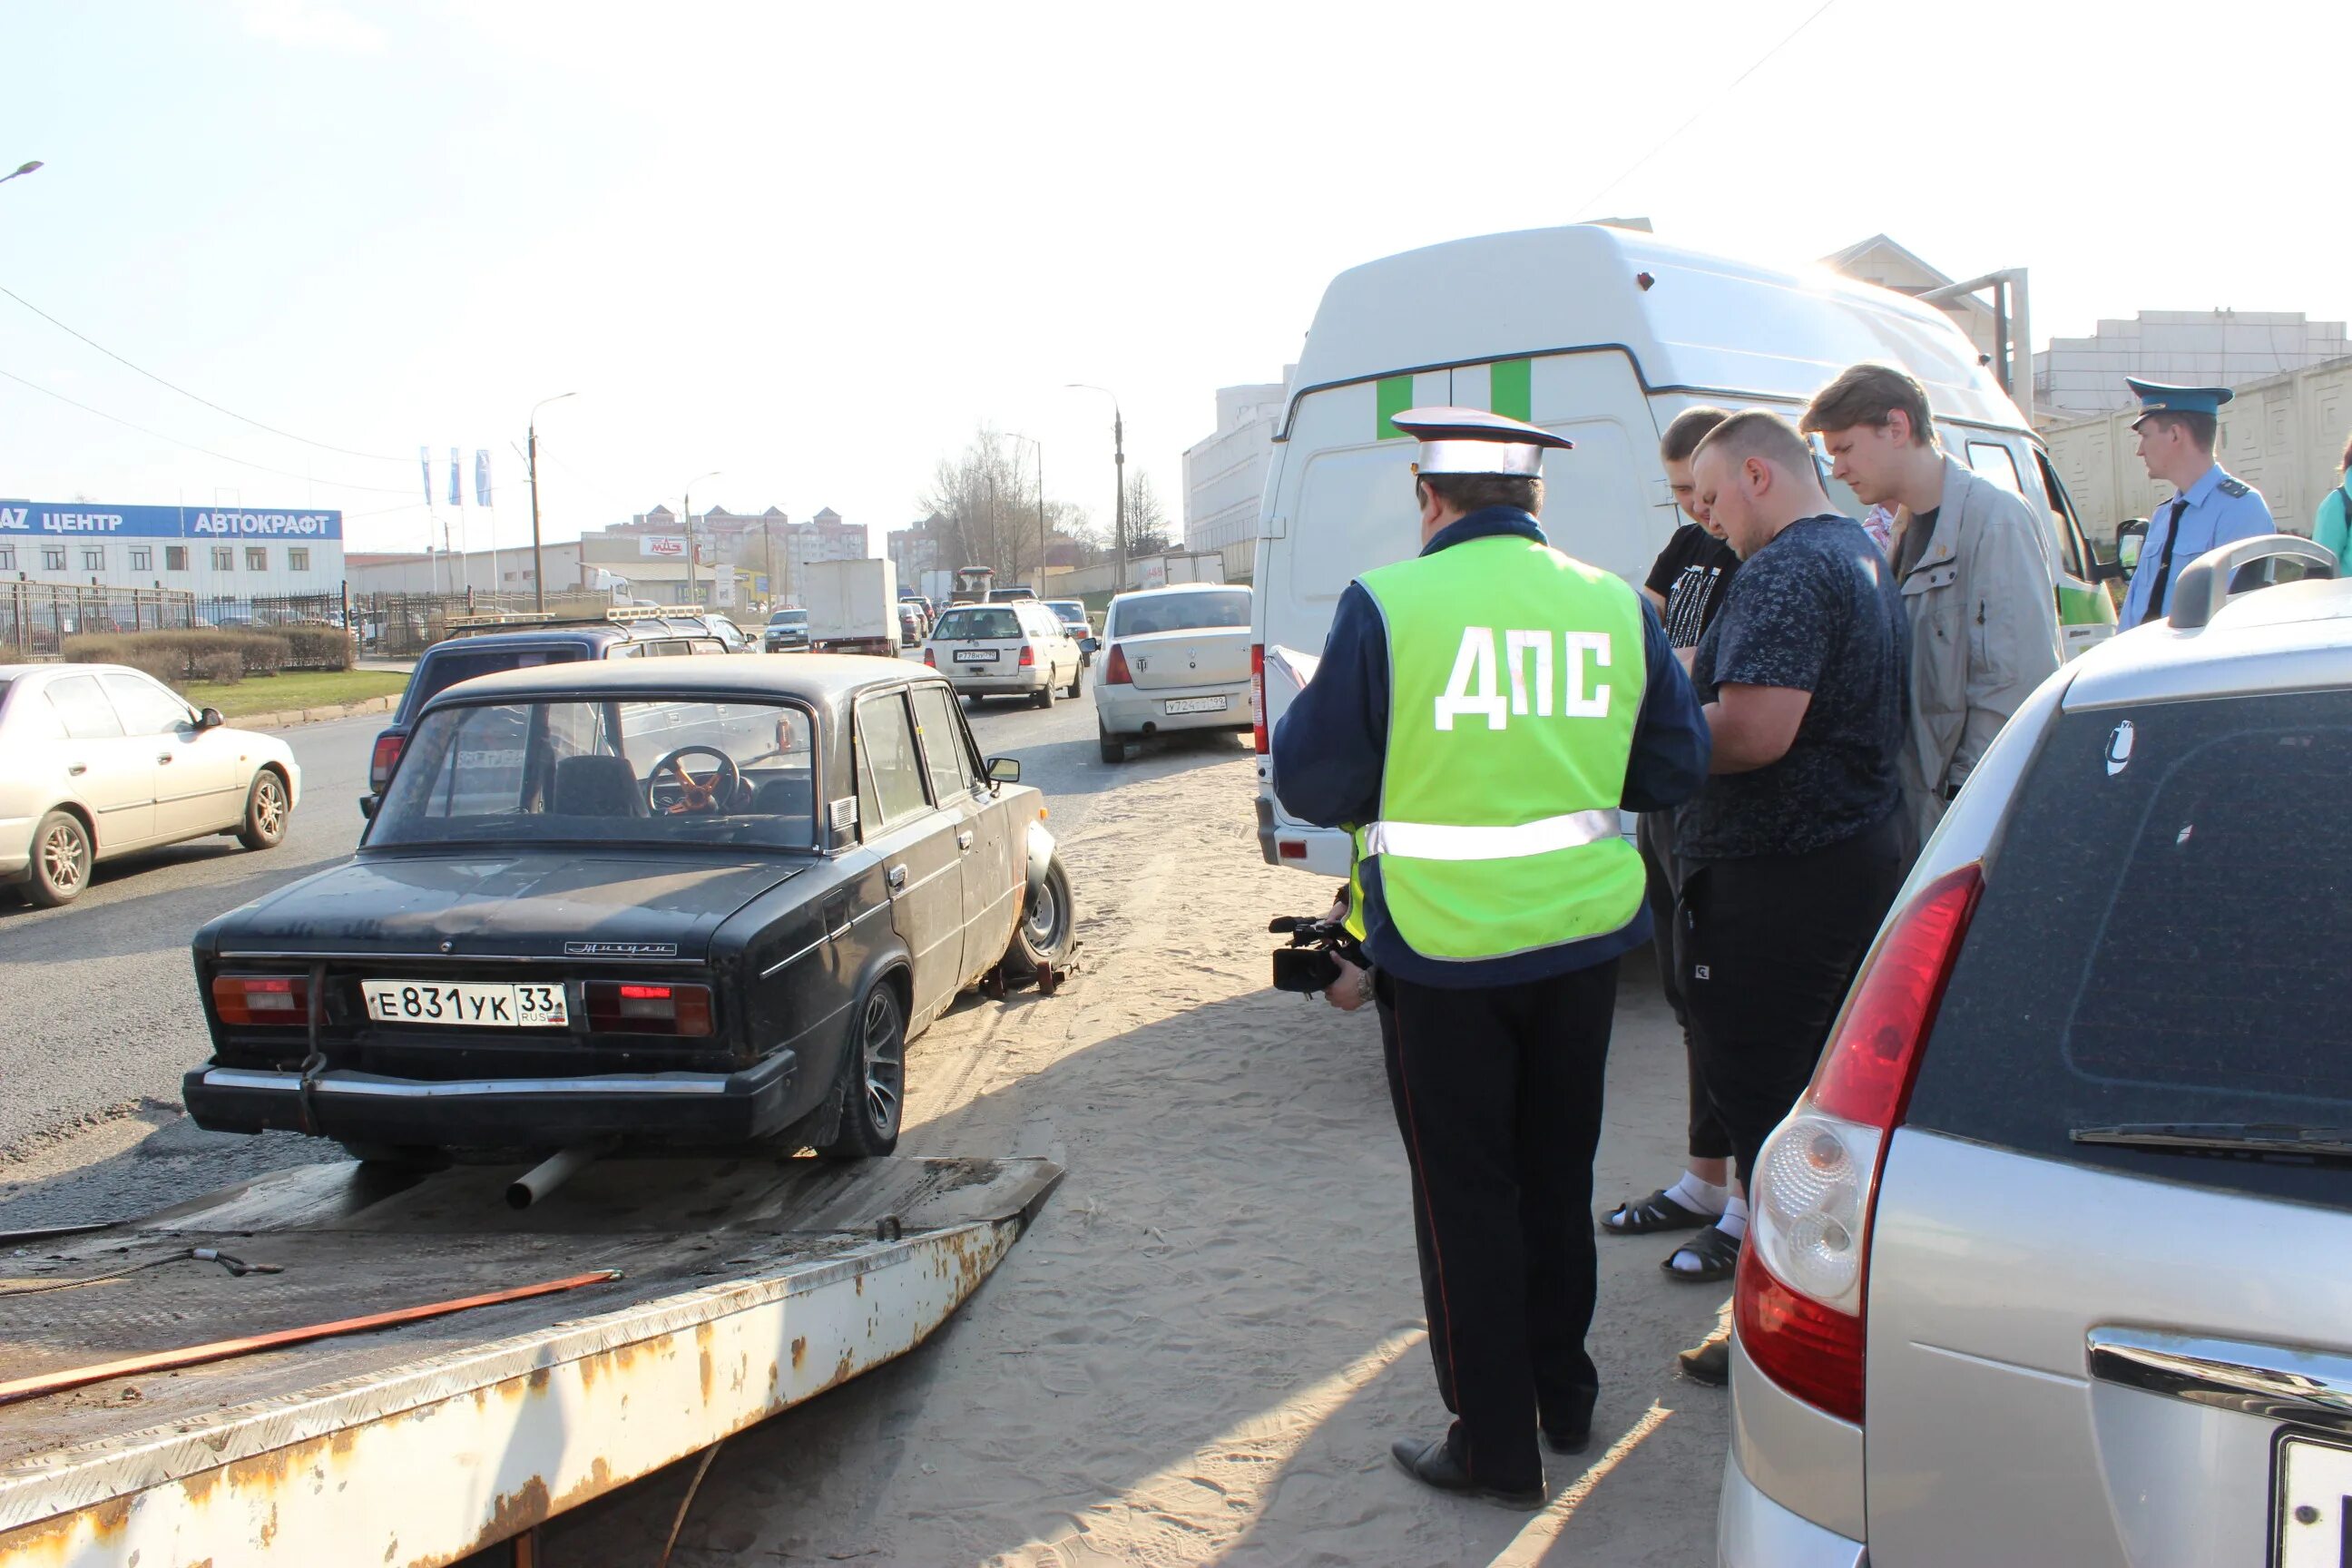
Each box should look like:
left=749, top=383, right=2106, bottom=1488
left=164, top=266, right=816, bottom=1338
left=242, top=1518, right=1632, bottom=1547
left=1265, top=644, right=1321, bottom=693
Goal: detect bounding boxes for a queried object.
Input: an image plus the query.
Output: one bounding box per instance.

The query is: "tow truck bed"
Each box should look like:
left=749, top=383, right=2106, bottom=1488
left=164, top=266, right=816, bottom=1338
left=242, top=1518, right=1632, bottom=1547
left=0, top=1154, right=1060, bottom=1566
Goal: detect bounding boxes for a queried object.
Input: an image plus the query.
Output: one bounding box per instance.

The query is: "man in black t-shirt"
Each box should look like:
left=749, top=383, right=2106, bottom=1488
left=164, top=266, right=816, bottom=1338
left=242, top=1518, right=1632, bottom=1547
left=1601, top=407, right=1746, bottom=1270
left=1669, top=411, right=1911, bottom=1380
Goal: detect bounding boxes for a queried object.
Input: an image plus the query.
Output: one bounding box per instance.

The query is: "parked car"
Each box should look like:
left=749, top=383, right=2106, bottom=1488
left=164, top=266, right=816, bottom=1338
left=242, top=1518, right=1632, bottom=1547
left=764, top=607, right=811, bottom=652
left=1720, top=535, right=2342, bottom=1567
left=184, top=657, right=1074, bottom=1163
left=1045, top=599, right=1095, bottom=663
left=924, top=603, right=1083, bottom=709
left=1, top=663, right=300, bottom=907
left=1093, top=584, right=1253, bottom=763
left=362, top=613, right=730, bottom=816
left=897, top=602, right=926, bottom=648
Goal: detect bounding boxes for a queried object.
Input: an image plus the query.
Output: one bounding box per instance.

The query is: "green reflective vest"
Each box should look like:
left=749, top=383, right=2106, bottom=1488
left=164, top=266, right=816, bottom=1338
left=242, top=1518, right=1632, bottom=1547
left=1348, top=534, right=1647, bottom=962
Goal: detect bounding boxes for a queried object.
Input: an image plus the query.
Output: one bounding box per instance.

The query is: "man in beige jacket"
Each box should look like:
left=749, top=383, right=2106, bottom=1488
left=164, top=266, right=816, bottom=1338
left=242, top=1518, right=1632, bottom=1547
left=1803, top=363, right=2062, bottom=848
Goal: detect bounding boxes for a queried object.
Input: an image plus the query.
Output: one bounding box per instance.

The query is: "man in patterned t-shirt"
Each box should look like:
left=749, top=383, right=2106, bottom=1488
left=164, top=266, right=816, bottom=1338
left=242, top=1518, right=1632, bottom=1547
left=1669, top=410, right=1911, bottom=1382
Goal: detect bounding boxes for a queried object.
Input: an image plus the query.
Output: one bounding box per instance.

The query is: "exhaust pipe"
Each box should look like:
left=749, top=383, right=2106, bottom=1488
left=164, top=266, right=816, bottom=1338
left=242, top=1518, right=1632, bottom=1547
left=507, top=1144, right=604, bottom=1210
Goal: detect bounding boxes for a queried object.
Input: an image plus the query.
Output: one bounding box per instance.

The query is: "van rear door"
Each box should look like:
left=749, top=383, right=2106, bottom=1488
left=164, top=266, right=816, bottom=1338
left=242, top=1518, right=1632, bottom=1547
left=1255, top=350, right=1657, bottom=872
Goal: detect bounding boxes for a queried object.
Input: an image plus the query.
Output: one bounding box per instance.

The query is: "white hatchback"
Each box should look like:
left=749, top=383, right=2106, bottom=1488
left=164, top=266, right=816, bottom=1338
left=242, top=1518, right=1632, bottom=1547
left=0, top=662, right=302, bottom=907
left=924, top=602, right=1083, bottom=709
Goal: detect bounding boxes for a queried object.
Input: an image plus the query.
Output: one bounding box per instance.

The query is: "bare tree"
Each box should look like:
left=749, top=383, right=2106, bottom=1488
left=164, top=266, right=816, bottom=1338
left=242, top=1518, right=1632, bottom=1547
left=1122, top=471, right=1173, bottom=558
left=916, top=426, right=1046, bottom=583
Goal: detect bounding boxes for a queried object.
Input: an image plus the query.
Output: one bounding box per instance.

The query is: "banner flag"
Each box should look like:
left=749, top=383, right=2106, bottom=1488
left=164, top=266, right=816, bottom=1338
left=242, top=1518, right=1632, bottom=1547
left=419, top=446, right=432, bottom=505
left=448, top=447, right=463, bottom=507
left=475, top=450, right=492, bottom=508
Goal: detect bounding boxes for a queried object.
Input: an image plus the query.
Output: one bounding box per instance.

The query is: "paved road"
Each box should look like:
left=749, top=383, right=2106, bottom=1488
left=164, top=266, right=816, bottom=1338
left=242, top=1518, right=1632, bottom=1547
left=0, top=673, right=1250, bottom=1161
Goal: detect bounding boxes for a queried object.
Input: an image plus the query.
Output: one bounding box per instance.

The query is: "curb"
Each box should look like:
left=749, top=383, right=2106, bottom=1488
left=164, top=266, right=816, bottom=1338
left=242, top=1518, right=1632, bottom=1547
left=234, top=693, right=401, bottom=731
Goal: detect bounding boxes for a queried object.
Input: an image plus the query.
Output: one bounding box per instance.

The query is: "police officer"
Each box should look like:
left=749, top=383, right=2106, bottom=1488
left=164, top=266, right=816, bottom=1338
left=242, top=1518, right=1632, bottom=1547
left=1271, top=408, right=1708, bottom=1508
left=2118, top=378, right=2276, bottom=625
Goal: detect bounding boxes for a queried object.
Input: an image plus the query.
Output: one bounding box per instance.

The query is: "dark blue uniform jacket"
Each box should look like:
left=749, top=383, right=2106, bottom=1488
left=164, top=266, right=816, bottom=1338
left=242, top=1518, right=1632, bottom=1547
left=1270, top=508, right=1710, bottom=988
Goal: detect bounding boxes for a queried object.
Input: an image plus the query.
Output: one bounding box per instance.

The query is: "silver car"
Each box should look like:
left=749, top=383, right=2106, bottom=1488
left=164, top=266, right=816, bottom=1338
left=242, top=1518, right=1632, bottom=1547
left=1720, top=535, right=2351, bottom=1567
left=1093, top=584, right=1253, bottom=764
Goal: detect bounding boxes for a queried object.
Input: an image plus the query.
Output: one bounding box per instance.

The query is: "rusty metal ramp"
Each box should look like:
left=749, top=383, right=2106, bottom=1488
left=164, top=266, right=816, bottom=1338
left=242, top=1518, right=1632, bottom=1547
left=0, top=1154, right=1060, bottom=1566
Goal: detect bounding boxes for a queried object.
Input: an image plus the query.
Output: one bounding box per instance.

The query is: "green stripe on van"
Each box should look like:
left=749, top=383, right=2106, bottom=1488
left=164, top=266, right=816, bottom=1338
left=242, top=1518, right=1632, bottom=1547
left=1376, top=375, right=1415, bottom=440
left=2057, top=580, right=2115, bottom=627
left=1490, top=358, right=1532, bottom=421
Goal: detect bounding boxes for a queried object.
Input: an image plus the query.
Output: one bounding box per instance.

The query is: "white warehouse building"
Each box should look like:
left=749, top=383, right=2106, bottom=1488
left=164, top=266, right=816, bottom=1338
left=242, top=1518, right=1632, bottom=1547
left=0, top=500, right=347, bottom=598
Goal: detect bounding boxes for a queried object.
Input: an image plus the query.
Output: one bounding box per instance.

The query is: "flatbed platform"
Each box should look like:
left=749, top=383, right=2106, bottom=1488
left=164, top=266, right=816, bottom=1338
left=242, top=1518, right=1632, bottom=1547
left=0, top=1154, right=1060, bottom=1566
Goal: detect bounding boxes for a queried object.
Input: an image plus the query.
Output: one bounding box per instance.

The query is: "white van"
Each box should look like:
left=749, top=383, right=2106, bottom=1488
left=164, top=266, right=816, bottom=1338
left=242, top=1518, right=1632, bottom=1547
left=1251, top=223, right=2118, bottom=877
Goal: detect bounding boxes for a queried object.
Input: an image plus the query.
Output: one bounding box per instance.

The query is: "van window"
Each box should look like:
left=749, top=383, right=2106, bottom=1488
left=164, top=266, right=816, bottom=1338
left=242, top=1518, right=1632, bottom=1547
left=1965, top=441, right=2025, bottom=494
left=2035, top=449, right=2094, bottom=583
left=1906, top=690, right=2352, bottom=1214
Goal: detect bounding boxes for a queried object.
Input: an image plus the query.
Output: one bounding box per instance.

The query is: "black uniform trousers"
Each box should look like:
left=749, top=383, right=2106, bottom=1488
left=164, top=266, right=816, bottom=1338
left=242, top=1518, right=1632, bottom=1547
left=1676, top=812, right=1908, bottom=1185
left=1376, top=957, right=1617, bottom=1494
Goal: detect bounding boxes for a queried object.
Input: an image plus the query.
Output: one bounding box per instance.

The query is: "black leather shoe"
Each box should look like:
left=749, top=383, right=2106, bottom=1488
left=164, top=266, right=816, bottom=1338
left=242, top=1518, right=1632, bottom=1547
left=1541, top=1385, right=1598, bottom=1455
left=1679, top=1333, right=1730, bottom=1387
left=1388, top=1435, right=1544, bottom=1511
left=1541, top=1423, right=1591, bottom=1456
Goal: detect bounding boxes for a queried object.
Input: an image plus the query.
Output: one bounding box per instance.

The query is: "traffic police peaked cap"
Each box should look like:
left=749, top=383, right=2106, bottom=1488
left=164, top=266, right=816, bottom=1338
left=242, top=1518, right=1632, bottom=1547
left=1393, top=406, right=1573, bottom=477
left=2124, top=377, right=2235, bottom=427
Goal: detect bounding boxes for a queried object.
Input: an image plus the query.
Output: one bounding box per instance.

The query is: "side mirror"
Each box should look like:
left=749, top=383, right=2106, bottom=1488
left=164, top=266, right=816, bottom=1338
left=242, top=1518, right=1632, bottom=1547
left=197, top=707, right=226, bottom=731
left=358, top=794, right=380, bottom=821
left=1081, top=638, right=1100, bottom=656
left=2114, top=518, right=2149, bottom=573
left=986, top=757, right=1021, bottom=786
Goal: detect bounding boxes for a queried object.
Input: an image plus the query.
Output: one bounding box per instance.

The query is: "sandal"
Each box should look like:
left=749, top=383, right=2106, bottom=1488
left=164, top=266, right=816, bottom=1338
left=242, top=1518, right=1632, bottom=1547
left=1661, top=1223, right=1741, bottom=1283
left=1600, top=1187, right=1717, bottom=1236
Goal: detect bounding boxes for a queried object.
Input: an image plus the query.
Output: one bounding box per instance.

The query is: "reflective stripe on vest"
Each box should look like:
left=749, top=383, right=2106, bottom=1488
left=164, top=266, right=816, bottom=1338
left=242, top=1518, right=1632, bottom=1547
left=1363, top=807, right=1622, bottom=861
left=1354, top=533, right=1646, bottom=963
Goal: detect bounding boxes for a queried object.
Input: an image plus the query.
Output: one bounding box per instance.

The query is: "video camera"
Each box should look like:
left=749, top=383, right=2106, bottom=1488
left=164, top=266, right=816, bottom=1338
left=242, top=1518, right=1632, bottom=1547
left=1269, top=887, right=1367, bottom=995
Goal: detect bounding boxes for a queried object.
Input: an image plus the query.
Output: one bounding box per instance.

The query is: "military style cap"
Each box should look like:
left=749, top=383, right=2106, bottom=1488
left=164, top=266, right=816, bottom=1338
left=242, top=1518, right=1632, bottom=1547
left=1392, top=406, right=1573, bottom=477
left=2125, top=377, right=2235, bottom=427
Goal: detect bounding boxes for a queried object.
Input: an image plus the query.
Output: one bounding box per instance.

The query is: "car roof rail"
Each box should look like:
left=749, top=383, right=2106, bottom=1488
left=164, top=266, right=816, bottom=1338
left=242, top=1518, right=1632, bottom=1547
left=2168, top=534, right=2338, bottom=631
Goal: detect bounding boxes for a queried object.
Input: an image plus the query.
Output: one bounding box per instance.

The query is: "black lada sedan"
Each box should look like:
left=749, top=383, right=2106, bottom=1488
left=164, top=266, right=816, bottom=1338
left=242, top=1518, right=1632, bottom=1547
left=184, top=657, right=1073, bottom=1162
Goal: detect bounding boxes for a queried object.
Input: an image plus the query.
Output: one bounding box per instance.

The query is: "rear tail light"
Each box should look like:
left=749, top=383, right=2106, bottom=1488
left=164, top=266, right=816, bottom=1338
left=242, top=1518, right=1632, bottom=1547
left=1018, top=643, right=1035, bottom=668
left=924, top=648, right=936, bottom=667
left=1251, top=643, right=1267, bottom=752
left=584, top=980, right=714, bottom=1036
left=212, top=974, right=310, bottom=1026
left=368, top=731, right=406, bottom=793
left=1735, top=862, right=1984, bottom=1425
left=1103, top=644, right=1133, bottom=684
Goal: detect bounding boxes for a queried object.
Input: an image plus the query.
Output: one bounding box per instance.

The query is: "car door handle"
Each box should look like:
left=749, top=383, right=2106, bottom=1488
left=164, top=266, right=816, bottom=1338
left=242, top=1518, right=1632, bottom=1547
left=67, top=764, right=86, bottom=777
left=158, top=754, right=174, bottom=765
left=956, top=830, right=975, bottom=850
left=887, top=865, right=908, bottom=891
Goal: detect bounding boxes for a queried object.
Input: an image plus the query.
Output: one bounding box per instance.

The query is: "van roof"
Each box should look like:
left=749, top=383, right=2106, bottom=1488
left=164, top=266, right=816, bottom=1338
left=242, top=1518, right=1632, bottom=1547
left=1283, top=223, right=2027, bottom=436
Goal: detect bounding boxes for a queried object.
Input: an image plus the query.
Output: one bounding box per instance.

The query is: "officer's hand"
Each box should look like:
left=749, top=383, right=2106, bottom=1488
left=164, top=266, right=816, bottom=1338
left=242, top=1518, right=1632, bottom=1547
left=1325, top=952, right=1370, bottom=1013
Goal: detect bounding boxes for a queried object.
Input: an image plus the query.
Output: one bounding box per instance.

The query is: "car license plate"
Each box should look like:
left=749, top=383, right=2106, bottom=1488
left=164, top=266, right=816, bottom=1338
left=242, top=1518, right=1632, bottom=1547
left=2276, top=1435, right=2352, bottom=1566
left=1164, top=695, right=1230, bottom=715
left=954, top=650, right=998, bottom=662
left=364, top=979, right=569, bottom=1028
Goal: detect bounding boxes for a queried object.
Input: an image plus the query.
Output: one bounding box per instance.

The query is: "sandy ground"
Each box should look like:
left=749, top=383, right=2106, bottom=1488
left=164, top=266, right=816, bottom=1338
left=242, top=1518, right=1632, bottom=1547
left=531, top=747, right=1735, bottom=1567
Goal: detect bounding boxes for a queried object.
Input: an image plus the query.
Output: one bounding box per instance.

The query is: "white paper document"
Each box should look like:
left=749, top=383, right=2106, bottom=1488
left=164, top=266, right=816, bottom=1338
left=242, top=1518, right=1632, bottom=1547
left=1266, top=644, right=1321, bottom=692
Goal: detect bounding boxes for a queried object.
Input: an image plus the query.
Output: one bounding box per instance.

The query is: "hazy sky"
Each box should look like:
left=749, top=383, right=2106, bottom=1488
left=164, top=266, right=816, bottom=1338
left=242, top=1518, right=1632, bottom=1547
left=2, top=1, right=2337, bottom=559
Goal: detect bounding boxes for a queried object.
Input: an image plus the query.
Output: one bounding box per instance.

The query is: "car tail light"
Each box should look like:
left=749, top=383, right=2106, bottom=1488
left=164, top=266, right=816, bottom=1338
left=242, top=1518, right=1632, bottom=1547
left=1735, top=863, right=1984, bottom=1425
left=368, top=731, right=405, bottom=793
left=1018, top=643, right=1035, bottom=668
left=212, top=974, right=310, bottom=1027
left=924, top=648, right=936, bottom=667
left=1103, top=644, right=1133, bottom=684
left=585, top=980, right=713, bottom=1036
left=1251, top=643, right=1267, bottom=752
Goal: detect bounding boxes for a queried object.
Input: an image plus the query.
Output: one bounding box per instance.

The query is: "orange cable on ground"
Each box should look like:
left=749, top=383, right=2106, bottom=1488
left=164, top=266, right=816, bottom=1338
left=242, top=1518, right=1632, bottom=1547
left=0, top=1269, right=622, bottom=1406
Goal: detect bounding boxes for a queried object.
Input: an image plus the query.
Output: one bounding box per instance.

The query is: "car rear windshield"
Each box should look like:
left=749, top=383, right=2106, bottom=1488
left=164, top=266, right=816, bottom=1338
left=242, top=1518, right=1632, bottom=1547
left=369, top=698, right=820, bottom=851
left=1906, top=689, right=2352, bottom=1211
left=1111, top=590, right=1250, bottom=637
left=416, top=645, right=587, bottom=708
left=935, top=608, right=1022, bottom=640
left=769, top=611, right=807, bottom=624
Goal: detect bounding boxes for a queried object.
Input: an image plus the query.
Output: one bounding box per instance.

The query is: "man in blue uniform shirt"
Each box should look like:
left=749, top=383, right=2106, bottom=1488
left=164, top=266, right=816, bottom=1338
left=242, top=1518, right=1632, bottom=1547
left=1271, top=408, right=1707, bottom=1507
left=2117, top=378, right=2275, bottom=625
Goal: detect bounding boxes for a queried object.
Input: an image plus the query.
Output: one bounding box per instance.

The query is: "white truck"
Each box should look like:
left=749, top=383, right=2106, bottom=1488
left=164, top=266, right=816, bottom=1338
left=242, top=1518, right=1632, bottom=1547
left=803, top=557, right=900, bottom=658
left=1138, top=552, right=1226, bottom=590
left=1250, top=222, right=2122, bottom=877
left=0, top=1155, right=1059, bottom=1564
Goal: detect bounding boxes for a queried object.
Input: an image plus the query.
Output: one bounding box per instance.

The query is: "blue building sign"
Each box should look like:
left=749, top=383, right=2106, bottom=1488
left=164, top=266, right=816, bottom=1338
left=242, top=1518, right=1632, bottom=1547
left=0, top=501, right=343, bottom=541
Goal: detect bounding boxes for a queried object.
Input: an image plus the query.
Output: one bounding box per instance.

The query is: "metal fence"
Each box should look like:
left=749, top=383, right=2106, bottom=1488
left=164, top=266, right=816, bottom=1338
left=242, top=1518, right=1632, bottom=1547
left=3, top=583, right=202, bottom=658
left=354, top=590, right=619, bottom=657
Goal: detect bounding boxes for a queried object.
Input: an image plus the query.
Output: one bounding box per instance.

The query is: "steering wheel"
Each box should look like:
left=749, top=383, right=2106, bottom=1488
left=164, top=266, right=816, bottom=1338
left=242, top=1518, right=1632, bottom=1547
left=647, top=746, right=742, bottom=816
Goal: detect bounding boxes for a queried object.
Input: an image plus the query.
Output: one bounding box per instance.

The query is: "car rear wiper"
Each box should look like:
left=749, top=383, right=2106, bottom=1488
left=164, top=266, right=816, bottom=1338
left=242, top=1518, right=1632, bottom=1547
left=2070, top=1122, right=2352, bottom=1161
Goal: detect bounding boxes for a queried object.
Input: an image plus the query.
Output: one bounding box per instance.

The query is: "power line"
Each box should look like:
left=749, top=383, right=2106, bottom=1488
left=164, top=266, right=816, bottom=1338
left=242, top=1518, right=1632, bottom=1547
left=0, top=363, right=421, bottom=495
left=1573, top=0, right=1839, bottom=220
left=0, top=279, right=413, bottom=465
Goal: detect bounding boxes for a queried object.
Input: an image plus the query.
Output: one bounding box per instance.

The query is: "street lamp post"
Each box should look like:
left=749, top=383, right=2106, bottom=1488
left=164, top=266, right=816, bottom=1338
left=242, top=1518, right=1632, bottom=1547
left=1006, top=433, right=1045, bottom=592
left=0, top=161, right=43, bottom=191
left=1064, top=384, right=1124, bottom=593
left=526, top=392, right=577, bottom=612
left=681, top=470, right=720, bottom=605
